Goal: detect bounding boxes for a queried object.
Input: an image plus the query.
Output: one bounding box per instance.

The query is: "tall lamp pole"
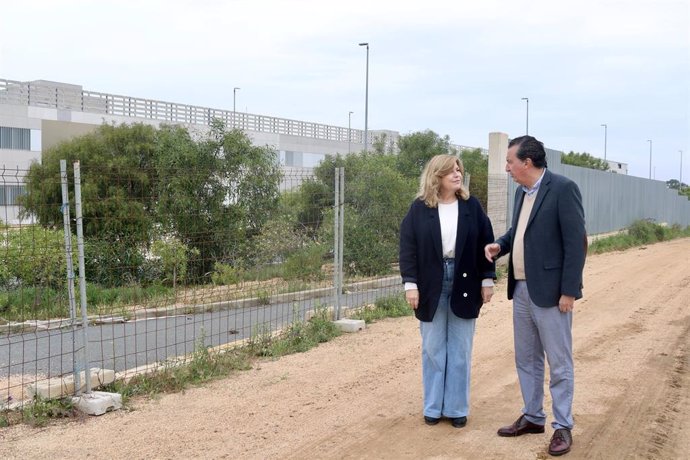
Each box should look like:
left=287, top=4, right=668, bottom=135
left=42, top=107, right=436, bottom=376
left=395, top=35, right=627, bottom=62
left=358, top=42, right=369, bottom=152
left=233, top=87, right=240, bottom=113
left=233, top=87, right=240, bottom=127
left=601, top=123, right=608, bottom=160
left=348, top=111, right=354, bottom=154
left=647, top=139, right=653, bottom=180
left=521, top=97, right=529, bottom=134
left=680, top=150, right=684, bottom=192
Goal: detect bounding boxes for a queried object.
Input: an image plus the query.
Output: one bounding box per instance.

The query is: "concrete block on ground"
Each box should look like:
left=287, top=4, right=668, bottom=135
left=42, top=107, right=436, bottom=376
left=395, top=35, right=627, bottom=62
left=334, top=318, right=365, bottom=333
left=27, top=368, right=115, bottom=399
left=72, top=391, right=122, bottom=416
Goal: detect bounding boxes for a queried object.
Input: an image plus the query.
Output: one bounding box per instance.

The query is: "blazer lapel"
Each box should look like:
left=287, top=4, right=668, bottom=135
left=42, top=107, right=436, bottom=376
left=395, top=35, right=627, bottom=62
left=526, top=169, right=552, bottom=229
left=454, top=199, right=470, bottom=260
left=428, top=206, right=443, bottom=262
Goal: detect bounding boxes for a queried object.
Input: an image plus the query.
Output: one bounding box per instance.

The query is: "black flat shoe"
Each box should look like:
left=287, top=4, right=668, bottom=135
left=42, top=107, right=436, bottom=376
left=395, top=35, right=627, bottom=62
left=451, top=416, right=467, bottom=428
left=424, top=416, right=441, bottom=425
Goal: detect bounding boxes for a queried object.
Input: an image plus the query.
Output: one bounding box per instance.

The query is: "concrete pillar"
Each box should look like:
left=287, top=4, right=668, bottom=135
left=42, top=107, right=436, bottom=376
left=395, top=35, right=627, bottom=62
left=487, top=132, right=509, bottom=237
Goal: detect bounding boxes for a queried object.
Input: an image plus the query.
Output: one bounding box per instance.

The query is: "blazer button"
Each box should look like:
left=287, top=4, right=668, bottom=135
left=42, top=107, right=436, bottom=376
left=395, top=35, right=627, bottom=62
left=463, top=293, right=468, bottom=297
left=462, top=273, right=467, bottom=278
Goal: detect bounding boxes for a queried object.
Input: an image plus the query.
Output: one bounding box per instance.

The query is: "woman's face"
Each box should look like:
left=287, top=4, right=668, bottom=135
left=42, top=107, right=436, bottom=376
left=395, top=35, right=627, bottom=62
left=439, top=163, right=463, bottom=195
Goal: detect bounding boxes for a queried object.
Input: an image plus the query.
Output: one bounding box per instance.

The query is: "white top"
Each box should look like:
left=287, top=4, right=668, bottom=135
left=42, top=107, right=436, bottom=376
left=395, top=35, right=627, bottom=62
left=438, top=200, right=458, bottom=257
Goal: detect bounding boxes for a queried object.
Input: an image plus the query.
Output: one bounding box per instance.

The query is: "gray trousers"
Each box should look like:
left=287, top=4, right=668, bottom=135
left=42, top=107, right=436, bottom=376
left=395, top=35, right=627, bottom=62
left=513, top=281, right=574, bottom=430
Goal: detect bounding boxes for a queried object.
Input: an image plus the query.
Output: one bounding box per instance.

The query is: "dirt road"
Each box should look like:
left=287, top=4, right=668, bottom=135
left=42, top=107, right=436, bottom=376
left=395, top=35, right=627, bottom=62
left=2, top=238, right=689, bottom=459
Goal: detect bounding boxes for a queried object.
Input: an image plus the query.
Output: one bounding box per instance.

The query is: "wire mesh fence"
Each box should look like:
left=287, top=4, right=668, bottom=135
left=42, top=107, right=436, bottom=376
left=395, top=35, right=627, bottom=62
left=0, top=159, right=407, bottom=416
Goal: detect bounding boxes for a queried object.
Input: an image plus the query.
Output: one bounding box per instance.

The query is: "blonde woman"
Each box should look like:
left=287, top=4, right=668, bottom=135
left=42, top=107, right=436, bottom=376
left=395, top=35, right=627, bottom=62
left=400, top=154, right=495, bottom=428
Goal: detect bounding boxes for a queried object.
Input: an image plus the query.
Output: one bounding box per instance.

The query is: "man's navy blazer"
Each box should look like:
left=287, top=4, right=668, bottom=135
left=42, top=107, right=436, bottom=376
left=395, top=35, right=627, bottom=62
left=400, top=196, right=496, bottom=322
left=496, top=169, right=586, bottom=307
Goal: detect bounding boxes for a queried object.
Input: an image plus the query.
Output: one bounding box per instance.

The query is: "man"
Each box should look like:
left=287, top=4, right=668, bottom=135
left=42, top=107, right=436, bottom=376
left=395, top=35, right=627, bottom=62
left=485, top=136, right=586, bottom=457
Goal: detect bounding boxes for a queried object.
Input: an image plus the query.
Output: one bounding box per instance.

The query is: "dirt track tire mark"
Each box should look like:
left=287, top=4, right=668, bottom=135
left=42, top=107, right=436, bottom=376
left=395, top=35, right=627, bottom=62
left=579, top=316, right=690, bottom=459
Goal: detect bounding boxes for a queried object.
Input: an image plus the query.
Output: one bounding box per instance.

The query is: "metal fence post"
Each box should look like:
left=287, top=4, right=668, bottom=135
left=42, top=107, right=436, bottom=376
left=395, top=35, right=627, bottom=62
left=73, top=161, right=92, bottom=394
left=338, top=167, right=344, bottom=317
left=333, top=167, right=345, bottom=320
left=60, top=160, right=81, bottom=394
left=333, top=168, right=341, bottom=319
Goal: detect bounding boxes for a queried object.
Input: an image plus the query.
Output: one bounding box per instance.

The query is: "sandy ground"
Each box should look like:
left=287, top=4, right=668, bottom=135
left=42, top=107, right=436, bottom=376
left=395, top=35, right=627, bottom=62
left=1, top=238, right=689, bottom=459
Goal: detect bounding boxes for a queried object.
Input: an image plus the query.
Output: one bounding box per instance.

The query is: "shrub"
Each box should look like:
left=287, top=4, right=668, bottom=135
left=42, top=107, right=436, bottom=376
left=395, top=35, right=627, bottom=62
left=282, top=244, right=327, bottom=281
left=211, top=262, right=243, bottom=286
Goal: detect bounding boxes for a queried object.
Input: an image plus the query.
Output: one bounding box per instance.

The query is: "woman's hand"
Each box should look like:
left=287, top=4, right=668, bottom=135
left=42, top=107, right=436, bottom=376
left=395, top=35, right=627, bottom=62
left=481, top=286, right=494, bottom=304
left=405, top=289, right=419, bottom=310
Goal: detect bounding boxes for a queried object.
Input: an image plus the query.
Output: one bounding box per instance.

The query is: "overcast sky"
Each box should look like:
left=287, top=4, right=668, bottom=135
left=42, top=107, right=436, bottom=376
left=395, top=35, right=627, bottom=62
left=1, top=0, right=688, bottom=182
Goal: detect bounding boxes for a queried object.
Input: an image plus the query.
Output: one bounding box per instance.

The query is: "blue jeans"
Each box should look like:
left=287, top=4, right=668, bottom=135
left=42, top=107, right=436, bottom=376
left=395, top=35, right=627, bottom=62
left=513, top=281, right=574, bottom=430
left=420, top=260, right=477, bottom=418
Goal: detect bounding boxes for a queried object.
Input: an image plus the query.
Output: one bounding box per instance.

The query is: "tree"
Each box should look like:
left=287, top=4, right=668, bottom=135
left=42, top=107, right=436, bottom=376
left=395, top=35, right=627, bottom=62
left=21, top=123, right=158, bottom=241
left=310, top=151, right=416, bottom=276
left=21, top=123, right=159, bottom=285
left=21, top=120, right=282, bottom=286
left=153, top=120, right=282, bottom=277
left=666, top=179, right=686, bottom=190
left=459, top=148, right=489, bottom=211
left=396, top=130, right=456, bottom=179
left=151, top=238, right=198, bottom=289
left=561, top=151, right=609, bottom=171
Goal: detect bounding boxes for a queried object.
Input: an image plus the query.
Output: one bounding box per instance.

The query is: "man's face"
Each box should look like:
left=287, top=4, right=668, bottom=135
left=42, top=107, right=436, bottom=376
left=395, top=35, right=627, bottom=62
left=505, top=145, right=529, bottom=186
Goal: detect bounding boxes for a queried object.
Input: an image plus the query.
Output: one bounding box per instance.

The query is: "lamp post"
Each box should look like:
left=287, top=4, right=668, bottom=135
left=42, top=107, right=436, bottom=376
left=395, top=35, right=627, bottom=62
left=233, top=87, right=240, bottom=127
left=601, top=123, right=607, bottom=160
left=348, top=111, right=354, bottom=154
left=233, top=87, right=240, bottom=113
left=647, top=139, right=652, bottom=180
left=358, top=42, right=369, bottom=152
left=680, top=150, right=684, bottom=192
left=521, top=97, right=529, bottom=134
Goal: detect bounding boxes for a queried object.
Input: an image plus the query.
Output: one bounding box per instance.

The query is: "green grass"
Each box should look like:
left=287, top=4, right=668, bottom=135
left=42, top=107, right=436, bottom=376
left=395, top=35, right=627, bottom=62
left=99, top=308, right=340, bottom=409
left=20, top=396, right=78, bottom=427
left=350, top=294, right=413, bottom=324
left=0, top=283, right=175, bottom=322
left=589, top=221, right=690, bottom=254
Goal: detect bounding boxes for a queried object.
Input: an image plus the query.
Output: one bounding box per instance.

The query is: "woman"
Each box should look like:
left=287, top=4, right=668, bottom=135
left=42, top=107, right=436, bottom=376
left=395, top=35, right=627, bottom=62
left=399, top=154, right=495, bottom=428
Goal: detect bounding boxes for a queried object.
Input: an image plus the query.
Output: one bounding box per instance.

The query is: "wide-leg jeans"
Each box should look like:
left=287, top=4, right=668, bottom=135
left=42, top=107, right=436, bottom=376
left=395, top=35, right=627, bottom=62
left=420, top=260, right=476, bottom=419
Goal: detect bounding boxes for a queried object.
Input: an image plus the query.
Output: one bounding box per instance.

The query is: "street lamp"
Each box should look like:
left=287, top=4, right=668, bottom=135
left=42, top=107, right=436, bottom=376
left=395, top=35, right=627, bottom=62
left=233, top=87, right=240, bottom=113
left=233, top=87, right=240, bottom=127
left=601, top=123, right=607, bottom=160
left=521, top=97, right=529, bottom=134
left=647, top=139, right=653, bottom=180
left=348, top=111, right=354, bottom=154
left=359, top=42, right=369, bottom=152
left=680, top=150, right=684, bottom=192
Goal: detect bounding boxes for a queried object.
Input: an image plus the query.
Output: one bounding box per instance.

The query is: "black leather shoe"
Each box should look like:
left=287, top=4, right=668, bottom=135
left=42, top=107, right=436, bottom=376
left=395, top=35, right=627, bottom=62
left=548, top=429, right=572, bottom=456
left=497, top=414, right=545, bottom=437
left=424, top=416, right=440, bottom=425
left=451, top=416, right=467, bottom=428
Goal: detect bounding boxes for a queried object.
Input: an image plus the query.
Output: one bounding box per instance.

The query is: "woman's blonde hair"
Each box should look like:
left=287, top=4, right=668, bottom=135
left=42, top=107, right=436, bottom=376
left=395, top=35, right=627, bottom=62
left=416, top=154, right=470, bottom=207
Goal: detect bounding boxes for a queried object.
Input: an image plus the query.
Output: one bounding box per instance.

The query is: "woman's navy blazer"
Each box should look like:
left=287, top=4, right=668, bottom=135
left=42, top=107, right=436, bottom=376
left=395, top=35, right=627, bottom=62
left=400, top=196, right=496, bottom=322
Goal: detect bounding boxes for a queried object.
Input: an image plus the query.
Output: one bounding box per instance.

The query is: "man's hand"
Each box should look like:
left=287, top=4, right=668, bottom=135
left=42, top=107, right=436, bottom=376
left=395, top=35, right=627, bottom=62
left=559, top=295, right=575, bottom=313
left=484, top=243, right=500, bottom=263
left=405, top=289, right=419, bottom=310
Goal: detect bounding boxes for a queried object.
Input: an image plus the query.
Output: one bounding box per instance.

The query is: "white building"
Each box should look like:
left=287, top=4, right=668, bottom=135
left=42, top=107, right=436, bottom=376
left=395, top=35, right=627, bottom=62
left=0, top=78, right=401, bottom=224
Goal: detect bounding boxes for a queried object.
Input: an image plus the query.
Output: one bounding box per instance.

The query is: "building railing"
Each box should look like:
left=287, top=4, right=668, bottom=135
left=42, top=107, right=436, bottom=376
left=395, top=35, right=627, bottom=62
left=0, top=78, right=364, bottom=144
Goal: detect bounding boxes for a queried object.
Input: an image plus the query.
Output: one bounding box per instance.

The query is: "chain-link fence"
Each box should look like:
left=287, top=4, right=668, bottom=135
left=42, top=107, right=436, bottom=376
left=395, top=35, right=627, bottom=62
left=0, top=157, right=411, bottom=415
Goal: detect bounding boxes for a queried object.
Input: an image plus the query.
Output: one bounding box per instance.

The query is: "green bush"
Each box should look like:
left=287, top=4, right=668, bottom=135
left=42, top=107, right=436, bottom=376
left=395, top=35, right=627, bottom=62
left=0, top=226, right=75, bottom=290
left=282, top=244, right=327, bottom=281
left=151, top=238, right=198, bottom=288
left=628, top=220, right=658, bottom=242
left=211, top=262, right=244, bottom=286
